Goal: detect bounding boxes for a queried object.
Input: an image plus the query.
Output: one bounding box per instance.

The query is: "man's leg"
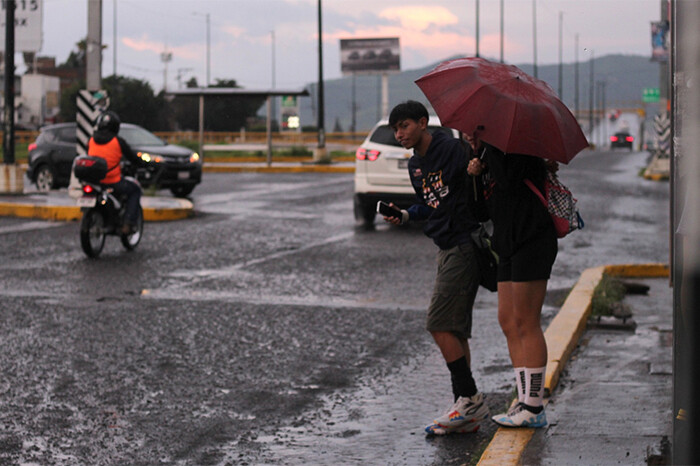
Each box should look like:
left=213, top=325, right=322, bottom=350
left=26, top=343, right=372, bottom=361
left=424, top=244, right=487, bottom=435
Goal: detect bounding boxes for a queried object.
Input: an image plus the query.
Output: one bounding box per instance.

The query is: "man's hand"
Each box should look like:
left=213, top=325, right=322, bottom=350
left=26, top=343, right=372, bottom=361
left=382, top=202, right=407, bottom=225
left=468, top=158, right=486, bottom=176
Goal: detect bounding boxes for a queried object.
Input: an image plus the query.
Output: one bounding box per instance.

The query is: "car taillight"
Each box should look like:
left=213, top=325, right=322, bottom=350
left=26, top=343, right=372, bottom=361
left=28, top=142, right=37, bottom=152
left=83, top=185, right=94, bottom=194
left=610, top=136, right=618, bottom=142
left=356, top=148, right=381, bottom=161
left=625, top=136, right=634, bottom=142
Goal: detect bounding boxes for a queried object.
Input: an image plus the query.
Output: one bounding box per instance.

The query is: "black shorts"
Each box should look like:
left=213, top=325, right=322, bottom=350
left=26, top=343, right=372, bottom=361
left=497, top=232, right=558, bottom=282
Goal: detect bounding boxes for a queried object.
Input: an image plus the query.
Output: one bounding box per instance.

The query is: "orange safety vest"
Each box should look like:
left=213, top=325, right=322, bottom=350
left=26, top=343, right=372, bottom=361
left=88, top=137, right=122, bottom=184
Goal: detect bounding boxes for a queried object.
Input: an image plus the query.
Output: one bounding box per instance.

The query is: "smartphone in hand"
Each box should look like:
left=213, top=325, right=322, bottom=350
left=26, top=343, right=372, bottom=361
left=377, top=201, right=403, bottom=220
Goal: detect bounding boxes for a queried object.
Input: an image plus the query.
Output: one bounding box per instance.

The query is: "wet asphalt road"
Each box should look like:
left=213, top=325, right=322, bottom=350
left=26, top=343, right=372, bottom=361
left=0, top=149, right=668, bottom=465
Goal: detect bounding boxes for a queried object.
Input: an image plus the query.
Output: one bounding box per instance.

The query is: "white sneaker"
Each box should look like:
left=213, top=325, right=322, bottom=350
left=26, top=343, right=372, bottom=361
left=425, top=392, right=490, bottom=435
left=492, top=402, right=547, bottom=428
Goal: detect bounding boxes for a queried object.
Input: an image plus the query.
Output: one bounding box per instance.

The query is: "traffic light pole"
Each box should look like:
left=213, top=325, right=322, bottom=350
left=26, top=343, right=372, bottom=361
left=3, top=0, right=15, bottom=165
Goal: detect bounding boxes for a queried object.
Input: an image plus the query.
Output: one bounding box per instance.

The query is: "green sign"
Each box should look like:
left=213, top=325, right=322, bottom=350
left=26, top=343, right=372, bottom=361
left=281, top=96, right=297, bottom=108
left=643, top=87, right=660, bottom=103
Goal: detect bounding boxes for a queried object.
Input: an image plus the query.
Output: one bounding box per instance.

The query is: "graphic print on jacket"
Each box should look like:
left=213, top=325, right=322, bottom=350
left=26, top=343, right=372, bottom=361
left=422, top=170, right=449, bottom=208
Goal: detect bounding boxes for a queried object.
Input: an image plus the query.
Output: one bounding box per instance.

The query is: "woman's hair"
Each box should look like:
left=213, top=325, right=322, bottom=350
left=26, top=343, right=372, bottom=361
left=389, top=100, right=429, bottom=127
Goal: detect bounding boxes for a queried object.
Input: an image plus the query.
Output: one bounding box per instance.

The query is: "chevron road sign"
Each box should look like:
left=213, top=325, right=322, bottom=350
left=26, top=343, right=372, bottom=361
left=654, top=111, right=670, bottom=158
left=76, top=90, right=110, bottom=155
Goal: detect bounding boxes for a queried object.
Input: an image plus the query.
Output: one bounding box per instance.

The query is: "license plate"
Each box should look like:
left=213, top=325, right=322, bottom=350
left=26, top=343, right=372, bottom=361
left=77, top=196, right=96, bottom=207
left=397, top=159, right=409, bottom=169
left=178, top=171, right=190, bottom=179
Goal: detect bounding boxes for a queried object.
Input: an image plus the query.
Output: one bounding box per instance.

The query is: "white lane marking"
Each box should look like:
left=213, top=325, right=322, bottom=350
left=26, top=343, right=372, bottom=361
left=0, top=221, right=66, bottom=235
left=169, top=231, right=354, bottom=279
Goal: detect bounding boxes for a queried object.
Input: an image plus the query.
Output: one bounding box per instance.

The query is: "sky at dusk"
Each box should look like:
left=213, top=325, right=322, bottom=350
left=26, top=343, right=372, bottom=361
left=35, top=0, right=663, bottom=92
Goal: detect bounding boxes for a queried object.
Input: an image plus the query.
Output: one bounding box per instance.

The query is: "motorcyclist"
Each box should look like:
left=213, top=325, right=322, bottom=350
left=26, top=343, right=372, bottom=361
left=88, top=111, right=143, bottom=235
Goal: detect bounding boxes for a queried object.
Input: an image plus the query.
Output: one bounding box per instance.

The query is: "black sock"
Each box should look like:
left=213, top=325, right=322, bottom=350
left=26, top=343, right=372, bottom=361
left=447, top=356, right=477, bottom=401
left=521, top=403, right=543, bottom=414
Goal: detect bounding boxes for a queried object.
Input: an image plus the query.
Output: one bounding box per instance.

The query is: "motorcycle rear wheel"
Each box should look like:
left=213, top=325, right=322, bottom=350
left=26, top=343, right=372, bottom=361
left=80, top=209, right=107, bottom=258
left=121, top=205, right=143, bottom=250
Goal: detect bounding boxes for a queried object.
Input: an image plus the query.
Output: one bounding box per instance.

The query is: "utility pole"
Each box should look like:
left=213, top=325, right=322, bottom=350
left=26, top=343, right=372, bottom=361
left=475, top=0, right=480, bottom=57
left=113, top=0, right=117, bottom=76
left=314, top=0, right=327, bottom=161
left=575, top=34, right=579, bottom=119
left=3, top=0, right=15, bottom=164
left=588, top=49, right=594, bottom=141
left=532, top=0, right=538, bottom=78
left=499, top=0, right=504, bottom=63
left=558, top=11, right=563, bottom=98
left=86, top=0, right=103, bottom=91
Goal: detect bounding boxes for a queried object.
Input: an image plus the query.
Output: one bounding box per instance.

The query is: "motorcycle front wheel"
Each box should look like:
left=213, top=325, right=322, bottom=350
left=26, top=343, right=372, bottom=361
left=80, top=209, right=107, bottom=258
left=121, top=205, right=143, bottom=250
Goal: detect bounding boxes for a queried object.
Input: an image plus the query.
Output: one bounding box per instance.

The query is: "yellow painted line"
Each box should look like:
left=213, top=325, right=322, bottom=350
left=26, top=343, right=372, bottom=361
left=477, top=263, right=669, bottom=465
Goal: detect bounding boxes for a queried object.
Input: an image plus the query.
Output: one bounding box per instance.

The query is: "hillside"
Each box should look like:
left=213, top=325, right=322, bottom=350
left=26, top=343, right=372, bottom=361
left=299, top=54, right=662, bottom=132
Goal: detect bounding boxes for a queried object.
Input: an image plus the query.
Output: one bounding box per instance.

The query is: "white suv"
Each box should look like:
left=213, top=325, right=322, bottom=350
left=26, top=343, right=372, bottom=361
left=353, top=117, right=459, bottom=227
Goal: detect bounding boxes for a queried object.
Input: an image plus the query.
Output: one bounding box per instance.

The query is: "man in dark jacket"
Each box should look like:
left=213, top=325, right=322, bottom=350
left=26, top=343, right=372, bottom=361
left=382, top=100, right=488, bottom=436
left=88, top=111, right=143, bottom=235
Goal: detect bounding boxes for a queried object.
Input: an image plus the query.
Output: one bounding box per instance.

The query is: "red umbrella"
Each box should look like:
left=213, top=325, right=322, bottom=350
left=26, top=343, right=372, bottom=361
left=415, top=57, right=589, bottom=163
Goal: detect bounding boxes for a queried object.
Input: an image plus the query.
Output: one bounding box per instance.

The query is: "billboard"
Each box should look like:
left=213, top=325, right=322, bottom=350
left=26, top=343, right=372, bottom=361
left=0, top=0, right=43, bottom=52
left=651, top=21, right=669, bottom=63
left=340, top=37, right=400, bottom=75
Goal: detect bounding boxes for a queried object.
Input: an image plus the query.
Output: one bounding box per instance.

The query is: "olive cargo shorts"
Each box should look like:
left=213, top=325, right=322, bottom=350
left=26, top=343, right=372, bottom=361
left=426, top=242, right=480, bottom=341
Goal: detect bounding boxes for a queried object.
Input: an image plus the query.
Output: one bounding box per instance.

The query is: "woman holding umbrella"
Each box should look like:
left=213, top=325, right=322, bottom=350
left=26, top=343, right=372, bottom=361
left=467, top=135, right=557, bottom=428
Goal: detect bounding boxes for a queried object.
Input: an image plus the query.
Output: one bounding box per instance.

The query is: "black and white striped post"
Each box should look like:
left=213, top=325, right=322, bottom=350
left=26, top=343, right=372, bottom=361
left=76, top=89, right=110, bottom=155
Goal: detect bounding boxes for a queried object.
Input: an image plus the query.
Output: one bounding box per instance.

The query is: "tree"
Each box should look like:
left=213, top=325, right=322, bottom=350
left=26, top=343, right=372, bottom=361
left=59, top=75, right=168, bottom=131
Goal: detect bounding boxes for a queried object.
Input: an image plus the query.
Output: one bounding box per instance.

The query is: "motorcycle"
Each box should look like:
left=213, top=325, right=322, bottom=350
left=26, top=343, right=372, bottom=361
left=74, top=155, right=144, bottom=258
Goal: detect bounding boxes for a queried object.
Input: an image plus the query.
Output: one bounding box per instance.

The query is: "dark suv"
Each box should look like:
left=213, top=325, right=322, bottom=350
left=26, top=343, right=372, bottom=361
left=27, top=122, right=202, bottom=197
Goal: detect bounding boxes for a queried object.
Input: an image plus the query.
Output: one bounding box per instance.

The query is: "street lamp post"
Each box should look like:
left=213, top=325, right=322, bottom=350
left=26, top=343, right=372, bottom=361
left=192, top=12, right=211, bottom=86
left=588, top=49, right=594, bottom=141
left=315, top=0, right=326, bottom=160
left=532, top=0, right=538, bottom=78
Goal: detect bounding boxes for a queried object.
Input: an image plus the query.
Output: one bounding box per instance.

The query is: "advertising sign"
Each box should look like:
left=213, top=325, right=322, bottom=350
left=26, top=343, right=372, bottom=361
left=340, top=37, right=400, bottom=75
left=0, top=0, right=43, bottom=52
left=650, top=21, right=669, bottom=63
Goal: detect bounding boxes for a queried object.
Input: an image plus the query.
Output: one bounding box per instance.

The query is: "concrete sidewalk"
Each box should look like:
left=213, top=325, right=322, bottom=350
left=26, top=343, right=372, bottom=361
left=478, top=264, right=672, bottom=465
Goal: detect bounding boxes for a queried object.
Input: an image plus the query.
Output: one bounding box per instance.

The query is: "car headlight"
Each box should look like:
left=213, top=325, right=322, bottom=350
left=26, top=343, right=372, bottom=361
left=190, top=152, right=200, bottom=163
left=138, top=152, right=163, bottom=163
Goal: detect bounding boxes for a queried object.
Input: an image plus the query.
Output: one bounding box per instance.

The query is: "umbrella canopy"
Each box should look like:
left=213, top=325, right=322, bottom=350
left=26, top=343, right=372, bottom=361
left=415, top=57, right=589, bottom=163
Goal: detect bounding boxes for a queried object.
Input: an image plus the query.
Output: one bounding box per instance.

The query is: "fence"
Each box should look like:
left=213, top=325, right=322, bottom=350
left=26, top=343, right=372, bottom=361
left=3, top=130, right=367, bottom=148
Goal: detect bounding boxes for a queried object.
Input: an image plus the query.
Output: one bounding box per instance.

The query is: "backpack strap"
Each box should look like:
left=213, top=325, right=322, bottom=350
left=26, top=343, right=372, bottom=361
left=524, top=178, right=547, bottom=208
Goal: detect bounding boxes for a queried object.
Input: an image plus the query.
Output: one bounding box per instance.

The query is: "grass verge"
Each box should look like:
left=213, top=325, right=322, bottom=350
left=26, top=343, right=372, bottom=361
left=590, top=273, right=626, bottom=317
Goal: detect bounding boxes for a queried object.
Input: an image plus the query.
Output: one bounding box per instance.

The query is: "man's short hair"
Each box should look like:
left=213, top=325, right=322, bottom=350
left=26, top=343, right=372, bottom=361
left=389, top=100, right=429, bottom=128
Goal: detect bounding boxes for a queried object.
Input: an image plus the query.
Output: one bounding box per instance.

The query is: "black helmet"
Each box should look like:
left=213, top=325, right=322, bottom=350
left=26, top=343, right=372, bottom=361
left=95, top=110, right=120, bottom=133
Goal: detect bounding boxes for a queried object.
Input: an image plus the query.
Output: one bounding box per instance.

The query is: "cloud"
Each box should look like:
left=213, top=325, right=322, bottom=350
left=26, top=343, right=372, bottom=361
left=122, top=35, right=203, bottom=61
left=379, top=6, right=458, bottom=30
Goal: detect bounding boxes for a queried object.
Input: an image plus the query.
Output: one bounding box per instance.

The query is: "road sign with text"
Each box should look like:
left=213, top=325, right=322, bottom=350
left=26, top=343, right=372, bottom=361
left=0, top=0, right=43, bottom=52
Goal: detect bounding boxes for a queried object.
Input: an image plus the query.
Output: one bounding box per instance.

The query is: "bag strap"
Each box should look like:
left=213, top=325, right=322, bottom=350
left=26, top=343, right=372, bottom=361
left=524, top=178, right=547, bottom=208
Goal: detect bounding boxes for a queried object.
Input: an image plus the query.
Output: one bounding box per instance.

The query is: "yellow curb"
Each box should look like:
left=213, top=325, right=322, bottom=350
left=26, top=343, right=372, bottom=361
left=0, top=199, right=193, bottom=222
left=203, top=165, right=354, bottom=174
left=477, top=428, right=535, bottom=465
left=477, top=263, right=669, bottom=466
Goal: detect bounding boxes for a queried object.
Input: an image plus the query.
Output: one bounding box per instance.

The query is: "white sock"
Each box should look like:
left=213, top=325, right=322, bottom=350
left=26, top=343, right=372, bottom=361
left=524, top=366, right=546, bottom=408
left=514, top=367, right=526, bottom=402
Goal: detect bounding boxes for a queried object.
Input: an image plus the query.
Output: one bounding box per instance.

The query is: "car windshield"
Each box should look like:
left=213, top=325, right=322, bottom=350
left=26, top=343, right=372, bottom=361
left=119, top=126, right=166, bottom=146
left=369, top=124, right=455, bottom=147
